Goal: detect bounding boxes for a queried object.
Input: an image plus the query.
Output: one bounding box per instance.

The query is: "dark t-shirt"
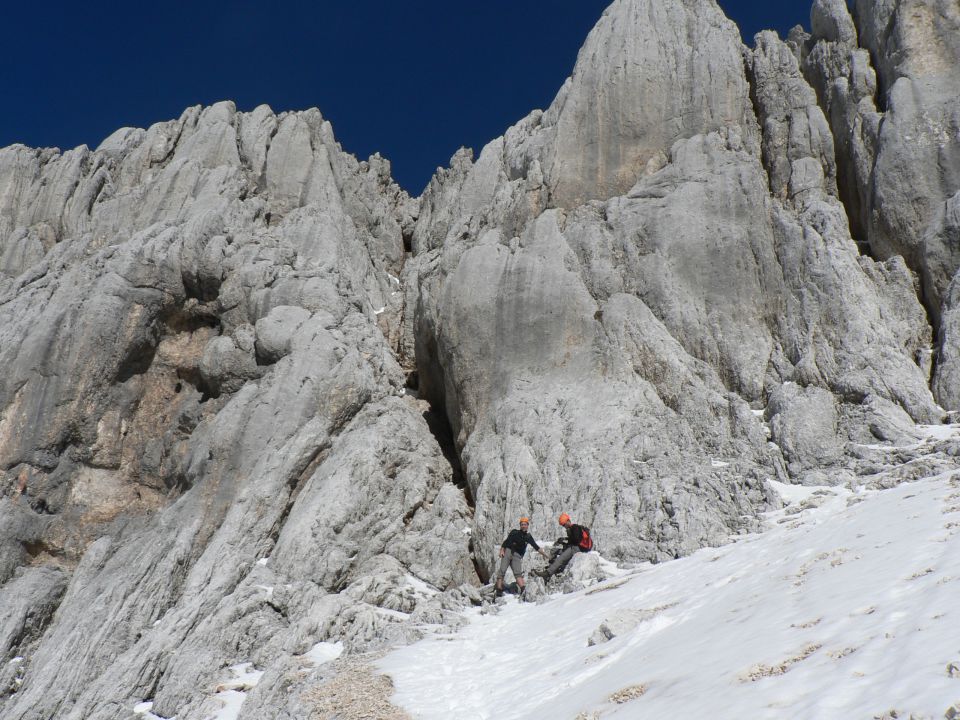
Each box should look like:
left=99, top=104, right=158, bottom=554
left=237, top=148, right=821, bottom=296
left=501, top=529, right=541, bottom=556
left=565, top=524, right=587, bottom=549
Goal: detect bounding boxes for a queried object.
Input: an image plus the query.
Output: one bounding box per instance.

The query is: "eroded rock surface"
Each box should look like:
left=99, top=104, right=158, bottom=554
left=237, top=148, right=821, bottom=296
left=0, top=103, right=471, bottom=720
left=801, top=0, right=960, bottom=408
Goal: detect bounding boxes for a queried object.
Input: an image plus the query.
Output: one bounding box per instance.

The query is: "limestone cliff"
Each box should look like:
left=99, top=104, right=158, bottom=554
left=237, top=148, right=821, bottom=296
left=0, top=1, right=957, bottom=718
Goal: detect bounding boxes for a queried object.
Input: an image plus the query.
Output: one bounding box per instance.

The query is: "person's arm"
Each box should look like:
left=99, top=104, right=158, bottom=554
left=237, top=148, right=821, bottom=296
left=535, top=539, right=549, bottom=559
left=527, top=533, right=549, bottom=559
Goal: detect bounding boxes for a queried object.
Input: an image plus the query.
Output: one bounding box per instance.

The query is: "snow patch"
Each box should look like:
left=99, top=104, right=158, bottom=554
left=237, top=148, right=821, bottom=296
left=916, top=423, right=960, bottom=442
left=404, top=573, right=440, bottom=597
left=304, top=641, right=344, bottom=666
left=203, top=663, right=264, bottom=720
left=766, top=479, right=835, bottom=505
left=206, top=690, right=246, bottom=720
left=377, top=606, right=411, bottom=620
left=132, top=700, right=173, bottom=720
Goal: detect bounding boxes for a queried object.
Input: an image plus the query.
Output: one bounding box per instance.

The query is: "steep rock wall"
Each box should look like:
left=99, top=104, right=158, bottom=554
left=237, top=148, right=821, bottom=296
left=409, top=0, right=942, bottom=574
left=0, top=1, right=956, bottom=718
left=801, top=0, right=960, bottom=409
left=0, top=103, right=472, bottom=720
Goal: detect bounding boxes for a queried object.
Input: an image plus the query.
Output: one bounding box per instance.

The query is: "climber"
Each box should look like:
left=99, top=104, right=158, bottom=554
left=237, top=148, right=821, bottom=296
left=496, top=517, right=550, bottom=595
left=536, top=513, right=593, bottom=579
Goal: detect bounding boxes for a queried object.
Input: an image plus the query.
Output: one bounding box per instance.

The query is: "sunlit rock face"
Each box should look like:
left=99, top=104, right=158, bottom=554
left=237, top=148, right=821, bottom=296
left=0, top=103, right=472, bottom=720
left=409, top=0, right=940, bottom=573
left=801, top=0, right=960, bottom=409
left=0, top=1, right=957, bottom=718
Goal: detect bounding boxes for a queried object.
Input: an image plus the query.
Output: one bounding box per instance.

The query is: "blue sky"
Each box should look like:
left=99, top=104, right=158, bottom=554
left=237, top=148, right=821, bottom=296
left=1, top=1, right=812, bottom=193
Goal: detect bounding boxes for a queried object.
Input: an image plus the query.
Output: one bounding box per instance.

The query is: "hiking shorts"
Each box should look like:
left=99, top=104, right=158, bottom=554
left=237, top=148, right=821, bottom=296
left=496, top=549, right=524, bottom=580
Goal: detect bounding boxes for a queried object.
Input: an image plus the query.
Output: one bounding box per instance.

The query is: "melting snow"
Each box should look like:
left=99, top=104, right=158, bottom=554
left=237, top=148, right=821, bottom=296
left=917, top=423, right=960, bottom=442
left=199, top=662, right=264, bottom=720
left=405, top=574, right=441, bottom=597
left=766, top=479, right=835, bottom=505
left=380, top=468, right=960, bottom=719
left=304, top=641, right=344, bottom=666
left=206, top=689, right=246, bottom=720
left=132, top=700, right=173, bottom=720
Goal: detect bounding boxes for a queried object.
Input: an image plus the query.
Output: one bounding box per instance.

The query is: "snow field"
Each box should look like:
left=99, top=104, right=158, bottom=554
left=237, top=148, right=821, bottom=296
left=380, top=470, right=960, bottom=719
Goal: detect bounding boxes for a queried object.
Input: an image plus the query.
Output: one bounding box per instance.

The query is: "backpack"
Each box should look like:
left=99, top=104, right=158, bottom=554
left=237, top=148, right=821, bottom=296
left=578, top=526, right=593, bottom=552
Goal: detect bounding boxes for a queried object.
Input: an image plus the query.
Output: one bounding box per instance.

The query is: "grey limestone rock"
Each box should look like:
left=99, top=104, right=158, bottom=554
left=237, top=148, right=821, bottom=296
left=540, top=0, right=759, bottom=208
left=1, top=1, right=958, bottom=718
left=811, top=0, right=858, bottom=44
left=935, top=272, right=960, bottom=410
left=0, top=101, right=471, bottom=720
left=559, top=553, right=611, bottom=594
left=749, top=29, right=838, bottom=201
left=587, top=606, right=663, bottom=646
left=803, top=0, right=960, bottom=408
left=767, top=383, right=844, bottom=477
left=0, top=566, right=68, bottom=681
left=408, top=0, right=943, bottom=585
left=254, top=305, right=314, bottom=364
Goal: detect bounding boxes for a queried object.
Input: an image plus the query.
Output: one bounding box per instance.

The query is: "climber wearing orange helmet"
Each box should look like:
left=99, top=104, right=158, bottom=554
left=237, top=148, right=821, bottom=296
left=496, top=517, right=549, bottom=595
left=537, top=512, right=593, bottom=579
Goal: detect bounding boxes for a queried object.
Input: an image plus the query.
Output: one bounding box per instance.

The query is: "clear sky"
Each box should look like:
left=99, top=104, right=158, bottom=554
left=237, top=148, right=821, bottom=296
left=1, top=1, right=812, bottom=194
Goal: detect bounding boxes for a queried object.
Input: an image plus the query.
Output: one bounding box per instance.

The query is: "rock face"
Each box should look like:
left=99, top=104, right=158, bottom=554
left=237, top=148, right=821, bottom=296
left=513, top=0, right=759, bottom=208
left=409, top=0, right=940, bottom=572
left=0, top=1, right=957, bottom=718
left=801, top=0, right=960, bottom=408
left=0, top=103, right=471, bottom=720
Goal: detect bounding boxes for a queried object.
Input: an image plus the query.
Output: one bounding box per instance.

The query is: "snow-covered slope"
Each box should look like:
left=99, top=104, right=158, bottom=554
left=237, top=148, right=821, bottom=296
left=380, top=442, right=960, bottom=719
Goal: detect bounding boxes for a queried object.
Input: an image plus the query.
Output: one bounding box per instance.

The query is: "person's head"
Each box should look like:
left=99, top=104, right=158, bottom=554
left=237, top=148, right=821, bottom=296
left=558, top=513, right=571, bottom=527
left=519, top=516, right=530, bottom=530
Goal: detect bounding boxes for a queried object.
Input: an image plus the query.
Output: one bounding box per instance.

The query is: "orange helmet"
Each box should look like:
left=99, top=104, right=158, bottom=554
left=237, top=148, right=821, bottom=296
left=558, top=513, right=571, bottom=525
left=519, top=516, right=530, bottom=524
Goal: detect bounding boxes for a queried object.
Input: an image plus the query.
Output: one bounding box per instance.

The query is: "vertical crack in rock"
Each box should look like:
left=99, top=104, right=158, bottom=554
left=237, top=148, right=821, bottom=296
left=420, top=393, right=483, bottom=582
left=420, top=399, right=470, bottom=506
left=404, top=368, right=482, bottom=583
